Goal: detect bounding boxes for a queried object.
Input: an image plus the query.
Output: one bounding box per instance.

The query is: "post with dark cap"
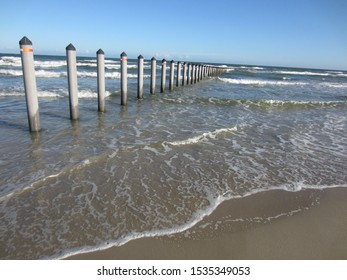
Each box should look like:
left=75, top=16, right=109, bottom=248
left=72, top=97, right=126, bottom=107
left=120, top=52, right=127, bottom=105
left=187, top=64, right=192, bottom=85
left=150, top=57, right=156, bottom=94
left=19, top=36, right=40, bottom=132
left=97, top=49, right=105, bottom=112
left=176, top=61, right=181, bottom=87
left=182, top=62, right=187, bottom=86
left=169, top=60, right=175, bottom=91
left=66, top=43, right=79, bottom=120
left=137, top=55, right=144, bottom=99
left=160, top=59, right=167, bottom=93
left=196, top=65, right=200, bottom=82
left=192, top=64, right=196, bottom=84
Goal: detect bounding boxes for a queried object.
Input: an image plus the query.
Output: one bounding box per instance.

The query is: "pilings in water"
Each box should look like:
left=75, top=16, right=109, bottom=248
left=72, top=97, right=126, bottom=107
left=169, top=60, right=175, bottom=91
left=120, top=52, right=128, bottom=106
left=137, top=55, right=144, bottom=99
left=176, top=61, right=181, bottom=87
left=160, top=59, right=167, bottom=93
left=66, top=43, right=79, bottom=120
left=18, top=37, right=228, bottom=132
left=97, top=49, right=105, bottom=112
left=19, top=36, right=40, bottom=132
left=150, top=57, right=156, bottom=95
left=182, top=63, right=187, bottom=86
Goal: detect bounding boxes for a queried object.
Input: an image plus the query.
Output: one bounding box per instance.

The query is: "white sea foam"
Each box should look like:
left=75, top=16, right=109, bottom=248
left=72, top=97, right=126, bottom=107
left=51, top=182, right=347, bottom=260
left=0, top=69, right=23, bottom=76
left=273, top=70, right=347, bottom=77
left=35, top=60, right=66, bottom=68
left=0, top=56, right=22, bottom=67
left=166, top=127, right=238, bottom=146
left=218, top=77, right=307, bottom=86
left=0, top=89, right=112, bottom=98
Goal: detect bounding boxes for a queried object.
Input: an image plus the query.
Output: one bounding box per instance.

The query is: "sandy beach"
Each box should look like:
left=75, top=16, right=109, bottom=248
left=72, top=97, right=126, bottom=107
left=66, top=187, right=347, bottom=260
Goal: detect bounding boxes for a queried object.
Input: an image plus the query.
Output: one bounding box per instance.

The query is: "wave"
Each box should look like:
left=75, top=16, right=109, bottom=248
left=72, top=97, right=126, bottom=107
left=160, top=95, right=347, bottom=109
left=218, top=77, right=347, bottom=89
left=165, top=127, right=238, bottom=146
left=0, top=56, right=22, bottom=67
left=0, top=56, right=138, bottom=70
left=53, top=182, right=347, bottom=259
left=273, top=70, right=347, bottom=77
left=0, top=89, right=112, bottom=98
left=218, top=77, right=307, bottom=86
left=0, top=69, right=63, bottom=78
left=0, top=68, right=145, bottom=79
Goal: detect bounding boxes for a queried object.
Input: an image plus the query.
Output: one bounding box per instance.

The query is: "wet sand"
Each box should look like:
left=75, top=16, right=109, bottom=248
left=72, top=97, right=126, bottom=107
left=66, top=187, right=347, bottom=260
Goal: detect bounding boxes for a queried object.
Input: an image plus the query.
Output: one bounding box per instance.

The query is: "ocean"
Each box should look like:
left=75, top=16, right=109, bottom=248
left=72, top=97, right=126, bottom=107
left=0, top=53, right=346, bottom=259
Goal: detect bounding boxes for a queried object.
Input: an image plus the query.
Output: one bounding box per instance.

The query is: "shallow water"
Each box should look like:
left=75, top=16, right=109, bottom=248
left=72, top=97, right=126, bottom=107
left=0, top=54, right=347, bottom=259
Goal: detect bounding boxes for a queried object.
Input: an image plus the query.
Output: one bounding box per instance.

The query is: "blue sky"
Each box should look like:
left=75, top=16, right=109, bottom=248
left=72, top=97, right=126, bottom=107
left=1, top=0, right=346, bottom=69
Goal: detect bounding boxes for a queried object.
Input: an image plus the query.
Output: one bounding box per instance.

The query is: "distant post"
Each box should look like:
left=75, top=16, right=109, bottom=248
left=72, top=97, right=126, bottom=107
left=137, top=55, right=144, bottom=99
left=150, top=57, right=156, bottom=94
left=192, top=64, right=196, bottom=84
left=176, top=61, right=181, bottom=87
left=182, top=62, right=187, bottom=86
left=66, top=43, right=79, bottom=120
left=97, top=49, right=105, bottom=112
left=187, top=64, right=191, bottom=85
left=19, top=36, right=40, bottom=132
left=120, top=52, right=128, bottom=105
left=196, top=65, right=200, bottom=82
left=161, top=59, right=167, bottom=93
left=169, top=60, right=175, bottom=90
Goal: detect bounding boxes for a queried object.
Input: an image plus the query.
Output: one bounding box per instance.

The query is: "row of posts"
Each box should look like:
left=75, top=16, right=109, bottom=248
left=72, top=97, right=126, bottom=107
left=19, top=36, right=227, bottom=132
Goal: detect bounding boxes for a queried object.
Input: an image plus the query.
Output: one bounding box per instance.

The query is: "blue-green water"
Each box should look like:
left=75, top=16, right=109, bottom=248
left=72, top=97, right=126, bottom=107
left=1, top=54, right=347, bottom=259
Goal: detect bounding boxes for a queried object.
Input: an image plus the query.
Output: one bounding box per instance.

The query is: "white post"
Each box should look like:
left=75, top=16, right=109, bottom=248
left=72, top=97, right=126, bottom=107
left=169, top=60, right=175, bottom=90
left=176, top=61, right=181, bottom=87
left=19, top=36, right=40, bottom=132
left=161, top=59, right=167, bottom=93
left=150, top=57, right=156, bottom=94
left=97, top=49, right=105, bottom=112
left=120, top=52, right=128, bottom=105
left=137, top=55, right=144, bottom=99
left=66, top=43, right=79, bottom=120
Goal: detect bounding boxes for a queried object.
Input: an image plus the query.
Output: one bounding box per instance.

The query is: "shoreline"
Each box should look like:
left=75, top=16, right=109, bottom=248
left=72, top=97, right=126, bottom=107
left=66, top=186, right=347, bottom=260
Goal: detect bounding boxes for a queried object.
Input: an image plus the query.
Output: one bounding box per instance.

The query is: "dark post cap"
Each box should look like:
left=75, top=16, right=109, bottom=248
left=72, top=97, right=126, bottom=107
left=66, top=43, right=76, bottom=51
left=151, top=57, right=156, bottom=61
left=138, top=55, right=144, bottom=59
left=120, top=52, right=127, bottom=57
left=97, top=49, right=104, bottom=55
left=19, top=36, right=32, bottom=45
left=162, top=59, right=166, bottom=63
left=170, top=60, right=174, bottom=63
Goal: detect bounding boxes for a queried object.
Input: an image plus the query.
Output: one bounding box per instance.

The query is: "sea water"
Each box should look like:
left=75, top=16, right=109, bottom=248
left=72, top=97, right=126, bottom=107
left=0, top=54, right=346, bottom=259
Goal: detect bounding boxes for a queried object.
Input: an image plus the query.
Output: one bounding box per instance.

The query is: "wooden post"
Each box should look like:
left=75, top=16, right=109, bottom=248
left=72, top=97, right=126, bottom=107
left=66, top=43, right=79, bottom=120
left=19, top=36, right=40, bottom=132
left=169, top=60, right=175, bottom=90
left=161, top=59, right=167, bottom=93
left=150, top=57, right=156, bottom=94
left=176, top=61, right=181, bottom=87
left=120, top=52, right=127, bottom=105
left=187, top=64, right=191, bottom=85
left=97, top=49, right=105, bottom=112
left=182, top=62, right=187, bottom=86
left=137, top=55, right=144, bottom=99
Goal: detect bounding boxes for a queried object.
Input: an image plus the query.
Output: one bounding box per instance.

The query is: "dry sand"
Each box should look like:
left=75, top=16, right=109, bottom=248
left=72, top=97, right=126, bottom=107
left=66, top=187, right=347, bottom=260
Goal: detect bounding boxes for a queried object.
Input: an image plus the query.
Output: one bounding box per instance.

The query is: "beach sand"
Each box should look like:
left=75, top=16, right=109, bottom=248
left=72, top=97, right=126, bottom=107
left=66, top=187, right=347, bottom=260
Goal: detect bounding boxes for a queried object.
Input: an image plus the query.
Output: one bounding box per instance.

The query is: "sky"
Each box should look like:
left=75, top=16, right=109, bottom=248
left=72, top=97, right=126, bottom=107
left=0, top=0, right=346, bottom=70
